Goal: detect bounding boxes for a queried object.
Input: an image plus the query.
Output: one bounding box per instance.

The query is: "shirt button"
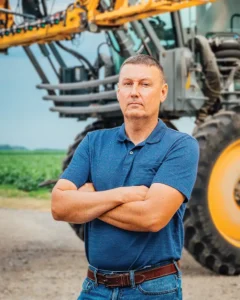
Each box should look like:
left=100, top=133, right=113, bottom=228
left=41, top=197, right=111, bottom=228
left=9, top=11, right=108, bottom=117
left=129, top=151, right=133, bottom=155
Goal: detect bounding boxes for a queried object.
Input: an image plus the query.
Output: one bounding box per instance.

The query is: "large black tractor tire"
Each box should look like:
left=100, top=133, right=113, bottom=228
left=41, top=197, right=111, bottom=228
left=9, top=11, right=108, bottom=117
left=215, top=49, right=240, bottom=59
left=211, top=41, right=240, bottom=52
left=184, top=108, right=240, bottom=275
left=63, top=119, right=123, bottom=241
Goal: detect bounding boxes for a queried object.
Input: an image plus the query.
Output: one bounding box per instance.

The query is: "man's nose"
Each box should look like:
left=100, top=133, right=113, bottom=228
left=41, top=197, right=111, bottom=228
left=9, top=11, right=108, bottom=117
left=130, top=83, right=139, bottom=96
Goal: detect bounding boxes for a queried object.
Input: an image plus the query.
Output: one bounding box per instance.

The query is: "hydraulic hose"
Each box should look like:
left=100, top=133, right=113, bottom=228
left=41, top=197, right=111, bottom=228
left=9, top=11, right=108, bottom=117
left=56, top=41, right=98, bottom=78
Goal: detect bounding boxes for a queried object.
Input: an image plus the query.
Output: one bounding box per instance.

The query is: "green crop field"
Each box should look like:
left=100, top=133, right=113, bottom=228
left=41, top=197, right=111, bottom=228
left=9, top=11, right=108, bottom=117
left=0, top=150, right=66, bottom=193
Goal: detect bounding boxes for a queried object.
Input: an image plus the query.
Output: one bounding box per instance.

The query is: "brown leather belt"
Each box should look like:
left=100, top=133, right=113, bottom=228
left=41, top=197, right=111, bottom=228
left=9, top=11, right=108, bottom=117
left=87, top=262, right=179, bottom=288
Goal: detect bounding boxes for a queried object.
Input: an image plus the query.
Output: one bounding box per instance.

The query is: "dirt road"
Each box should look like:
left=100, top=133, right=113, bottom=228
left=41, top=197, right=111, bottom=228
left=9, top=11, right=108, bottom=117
left=0, top=208, right=239, bottom=300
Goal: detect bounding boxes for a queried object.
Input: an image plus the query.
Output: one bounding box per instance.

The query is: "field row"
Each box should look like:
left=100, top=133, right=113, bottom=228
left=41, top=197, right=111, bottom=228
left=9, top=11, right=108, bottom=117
left=0, top=151, right=66, bottom=191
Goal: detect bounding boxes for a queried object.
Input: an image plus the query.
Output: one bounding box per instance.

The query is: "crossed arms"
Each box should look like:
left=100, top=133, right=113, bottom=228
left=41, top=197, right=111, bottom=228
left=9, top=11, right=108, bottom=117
left=51, top=179, right=185, bottom=232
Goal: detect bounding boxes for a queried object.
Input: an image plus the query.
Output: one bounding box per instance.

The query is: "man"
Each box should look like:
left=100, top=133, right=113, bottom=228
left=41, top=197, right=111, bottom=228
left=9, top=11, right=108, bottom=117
left=51, top=54, right=199, bottom=299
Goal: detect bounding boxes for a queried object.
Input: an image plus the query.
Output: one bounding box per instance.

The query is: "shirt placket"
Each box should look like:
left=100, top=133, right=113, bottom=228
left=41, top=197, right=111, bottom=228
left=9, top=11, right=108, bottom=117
left=120, top=142, right=143, bottom=186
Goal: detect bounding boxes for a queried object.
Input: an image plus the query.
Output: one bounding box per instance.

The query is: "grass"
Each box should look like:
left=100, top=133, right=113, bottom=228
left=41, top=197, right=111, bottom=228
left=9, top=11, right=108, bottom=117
left=0, top=150, right=65, bottom=191
left=0, top=184, right=51, bottom=199
left=0, top=185, right=51, bottom=211
left=0, top=185, right=52, bottom=210
left=0, top=150, right=65, bottom=210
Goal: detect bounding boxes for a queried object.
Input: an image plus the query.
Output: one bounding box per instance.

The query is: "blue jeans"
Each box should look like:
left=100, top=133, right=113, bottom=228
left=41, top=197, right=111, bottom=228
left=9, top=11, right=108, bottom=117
left=77, top=261, right=182, bottom=299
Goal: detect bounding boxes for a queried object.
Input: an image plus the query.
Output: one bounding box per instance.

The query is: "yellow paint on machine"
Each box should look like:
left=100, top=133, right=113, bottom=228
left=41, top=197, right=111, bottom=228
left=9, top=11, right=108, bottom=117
left=185, top=74, right=191, bottom=90
left=0, top=0, right=217, bottom=50
left=0, top=0, right=14, bottom=29
left=208, top=139, right=240, bottom=248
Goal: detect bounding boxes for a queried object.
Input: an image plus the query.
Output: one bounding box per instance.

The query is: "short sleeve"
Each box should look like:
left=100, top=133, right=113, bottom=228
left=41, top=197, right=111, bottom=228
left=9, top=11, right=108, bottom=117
left=59, top=133, right=90, bottom=188
left=152, top=136, right=199, bottom=202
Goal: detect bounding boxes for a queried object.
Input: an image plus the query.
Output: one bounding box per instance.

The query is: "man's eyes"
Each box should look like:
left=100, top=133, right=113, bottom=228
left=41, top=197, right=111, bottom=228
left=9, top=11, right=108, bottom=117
left=123, top=82, right=150, bottom=86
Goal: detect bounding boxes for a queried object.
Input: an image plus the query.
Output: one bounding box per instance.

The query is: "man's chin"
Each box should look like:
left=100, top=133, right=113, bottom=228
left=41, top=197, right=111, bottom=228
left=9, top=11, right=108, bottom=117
left=125, top=112, right=146, bottom=119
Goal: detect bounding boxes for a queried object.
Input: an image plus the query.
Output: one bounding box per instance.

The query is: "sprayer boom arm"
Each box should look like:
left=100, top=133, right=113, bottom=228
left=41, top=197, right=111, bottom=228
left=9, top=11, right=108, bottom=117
left=0, top=0, right=216, bottom=50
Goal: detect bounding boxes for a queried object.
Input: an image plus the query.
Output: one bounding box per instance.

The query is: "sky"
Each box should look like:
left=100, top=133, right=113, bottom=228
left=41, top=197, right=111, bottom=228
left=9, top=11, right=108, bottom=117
left=0, top=0, right=196, bottom=150
left=0, top=33, right=108, bottom=150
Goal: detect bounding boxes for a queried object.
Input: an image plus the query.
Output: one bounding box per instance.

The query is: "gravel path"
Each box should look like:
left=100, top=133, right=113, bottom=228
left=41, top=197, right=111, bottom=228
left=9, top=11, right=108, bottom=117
left=0, top=208, right=239, bottom=300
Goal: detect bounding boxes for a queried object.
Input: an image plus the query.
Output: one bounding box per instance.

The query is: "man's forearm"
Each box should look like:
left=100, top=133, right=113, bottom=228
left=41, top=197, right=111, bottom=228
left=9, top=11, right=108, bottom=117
left=52, top=188, right=123, bottom=224
left=98, top=201, right=151, bottom=232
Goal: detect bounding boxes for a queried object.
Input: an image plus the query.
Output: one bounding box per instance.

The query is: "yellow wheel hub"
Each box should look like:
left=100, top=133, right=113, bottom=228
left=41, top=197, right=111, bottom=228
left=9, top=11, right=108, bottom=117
left=208, top=139, right=240, bottom=248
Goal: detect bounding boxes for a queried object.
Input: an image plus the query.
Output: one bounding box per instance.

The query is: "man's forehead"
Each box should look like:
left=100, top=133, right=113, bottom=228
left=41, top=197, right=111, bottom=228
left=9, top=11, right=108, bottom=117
left=119, top=64, right=161, bottom=80
left=121, top=75, right=153, bottom=81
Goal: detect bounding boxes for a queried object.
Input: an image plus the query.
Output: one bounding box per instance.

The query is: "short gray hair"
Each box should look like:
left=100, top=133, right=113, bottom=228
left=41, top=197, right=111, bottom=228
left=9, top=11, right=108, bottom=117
left=120, top=54, right=165, bottom=82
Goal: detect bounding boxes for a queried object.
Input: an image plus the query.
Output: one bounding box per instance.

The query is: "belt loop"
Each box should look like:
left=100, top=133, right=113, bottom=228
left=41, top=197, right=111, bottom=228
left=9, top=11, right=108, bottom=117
left=129, top=270, right=136, bottom=288
left=93, top=269, right=98, bottom=286
left=89, top=264, right=99, bottom=287
left=173, top=260, right=181, bottom=277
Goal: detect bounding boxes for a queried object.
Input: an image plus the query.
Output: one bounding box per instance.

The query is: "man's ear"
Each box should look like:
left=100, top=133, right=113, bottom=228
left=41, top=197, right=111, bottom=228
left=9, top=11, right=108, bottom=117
left=116, top=83, right=120, bottom=102
left=160, top=83, right=168, bottom=103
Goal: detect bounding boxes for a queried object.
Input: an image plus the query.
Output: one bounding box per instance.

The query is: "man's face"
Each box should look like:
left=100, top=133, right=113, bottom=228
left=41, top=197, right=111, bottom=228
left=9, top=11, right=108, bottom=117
left=117, top=64, right=168, bottom=120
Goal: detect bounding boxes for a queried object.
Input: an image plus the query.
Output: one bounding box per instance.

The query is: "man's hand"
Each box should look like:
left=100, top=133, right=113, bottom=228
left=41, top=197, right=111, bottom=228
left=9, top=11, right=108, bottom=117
left=52, top=179, right=131, bottom=224
left=78, top=183, right=148, bottom=204
left=76, top=182, right=150, bottom=231
left=118, top=185, right=148, bottom=204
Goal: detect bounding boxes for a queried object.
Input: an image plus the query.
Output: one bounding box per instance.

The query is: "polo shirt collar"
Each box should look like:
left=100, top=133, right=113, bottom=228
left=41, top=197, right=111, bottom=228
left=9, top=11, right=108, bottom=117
left=117, top=118, right=167, bottom=144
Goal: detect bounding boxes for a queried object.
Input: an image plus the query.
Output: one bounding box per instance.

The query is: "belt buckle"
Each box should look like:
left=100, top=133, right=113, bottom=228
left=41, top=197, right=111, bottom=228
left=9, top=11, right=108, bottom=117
left=102, top=273, right=130, bottom=288
left=102, top=274, right=114, bottom=288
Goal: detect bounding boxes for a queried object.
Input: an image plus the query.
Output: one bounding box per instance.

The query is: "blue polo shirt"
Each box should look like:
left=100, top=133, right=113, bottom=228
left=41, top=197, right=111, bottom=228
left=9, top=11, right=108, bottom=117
left=60, top=118, right=199, bottom=271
